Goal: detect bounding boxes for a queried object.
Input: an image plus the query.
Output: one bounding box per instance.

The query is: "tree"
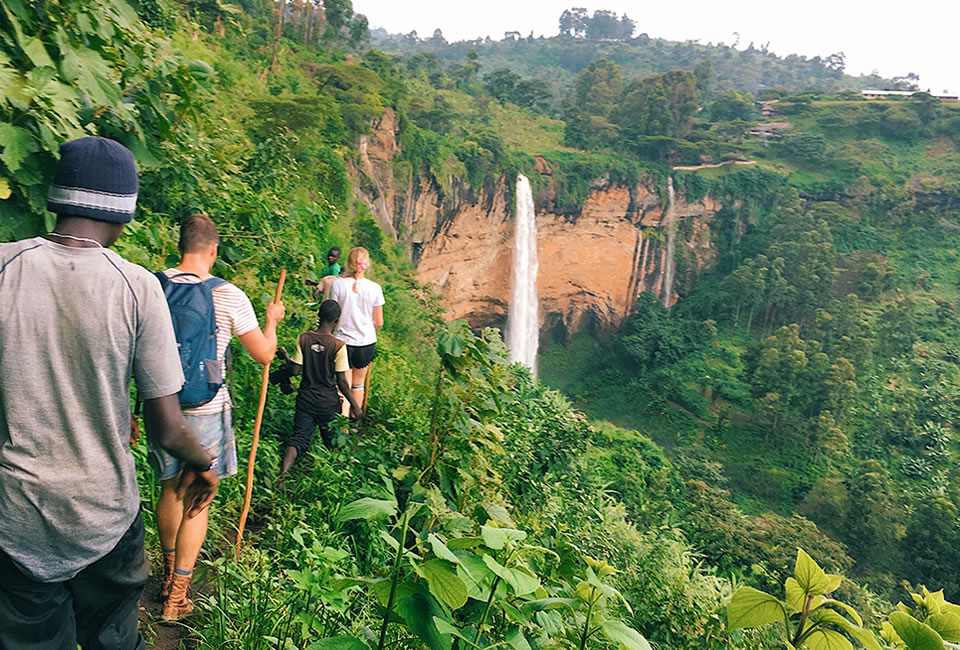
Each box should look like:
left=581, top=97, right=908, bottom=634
left=824, top=51, right=845, bottom=75
left=614, top=70, right=698, bottom=142
left=902, top=496, right=960, bottom=600
left=511, top=79, right=551, bottom=109
left=574, top=58, right=622, bottom=117
left=710, top=90, right=754, bottom=121
left=844, top=460, right=904, bottom=574
left=693, top=59, right=714, bottom=103
left=586, top=10, right=620, bottom=40
left=483, top=68, right=520, bottom=102
left=558, top=7, right=588, bottom=37
left=877, top=298, right=917, bottom=357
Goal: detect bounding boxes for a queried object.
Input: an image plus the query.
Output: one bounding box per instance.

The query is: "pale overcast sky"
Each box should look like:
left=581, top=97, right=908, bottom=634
left=353, top=0, right=957, bottom=94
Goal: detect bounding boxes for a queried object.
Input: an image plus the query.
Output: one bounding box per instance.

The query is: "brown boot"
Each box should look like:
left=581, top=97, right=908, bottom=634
left=159, top=550, right=176, bottom=600
left=161, top=572, right=194, bottom=622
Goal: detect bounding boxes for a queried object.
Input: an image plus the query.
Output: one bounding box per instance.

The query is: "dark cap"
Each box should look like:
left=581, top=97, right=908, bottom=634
left=47, top=136, right=138, bottom=223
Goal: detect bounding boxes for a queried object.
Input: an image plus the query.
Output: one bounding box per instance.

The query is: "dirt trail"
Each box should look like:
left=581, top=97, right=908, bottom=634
left=665, top=400, right=712, bottom=426
left=672, top=160, right=758, bottom=171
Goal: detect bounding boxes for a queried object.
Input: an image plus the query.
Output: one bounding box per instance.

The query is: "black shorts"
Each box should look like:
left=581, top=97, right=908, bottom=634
left=347, top=343, right=377, bottom=369
left=286, top=408, right=338, bottom=453
left=0, top=510, right=148, bottom=650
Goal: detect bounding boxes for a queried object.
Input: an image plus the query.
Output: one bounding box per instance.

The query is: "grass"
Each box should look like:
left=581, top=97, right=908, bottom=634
left=486, top=101, right=575, bottom=153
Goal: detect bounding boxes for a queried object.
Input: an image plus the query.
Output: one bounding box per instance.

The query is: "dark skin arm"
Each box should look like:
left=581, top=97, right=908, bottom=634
left=142, top=394, right=219, bottom=517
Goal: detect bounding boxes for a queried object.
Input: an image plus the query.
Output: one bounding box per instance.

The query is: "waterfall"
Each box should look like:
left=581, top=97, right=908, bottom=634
left=506, top=174, right=539, bottom=372
left=662, top=176, right=677, bottom=308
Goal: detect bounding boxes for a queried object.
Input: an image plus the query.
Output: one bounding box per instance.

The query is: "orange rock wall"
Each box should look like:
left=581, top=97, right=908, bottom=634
left=349, top=111, right=722, bottom=339
left=414, top=176, right=722, bottom=339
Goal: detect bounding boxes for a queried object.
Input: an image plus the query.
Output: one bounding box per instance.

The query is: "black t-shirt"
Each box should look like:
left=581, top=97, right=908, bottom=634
left=291, top=331, right=347, bottom=415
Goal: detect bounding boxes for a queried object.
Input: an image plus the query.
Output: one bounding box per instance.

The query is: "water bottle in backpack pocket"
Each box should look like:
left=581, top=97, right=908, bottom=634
left=156, top=272, right=226, bottom=408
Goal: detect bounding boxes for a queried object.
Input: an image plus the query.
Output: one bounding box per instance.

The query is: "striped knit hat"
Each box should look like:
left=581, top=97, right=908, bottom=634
left=47, top=136, right=138, bottom=224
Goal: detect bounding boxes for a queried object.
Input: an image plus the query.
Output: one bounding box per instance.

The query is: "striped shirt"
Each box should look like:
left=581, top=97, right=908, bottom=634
left=162, top=269, right=259, bottom=415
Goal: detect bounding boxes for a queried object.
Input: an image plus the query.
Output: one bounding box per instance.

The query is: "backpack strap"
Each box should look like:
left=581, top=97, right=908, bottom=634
left=203, top=276, right=227, bottom=290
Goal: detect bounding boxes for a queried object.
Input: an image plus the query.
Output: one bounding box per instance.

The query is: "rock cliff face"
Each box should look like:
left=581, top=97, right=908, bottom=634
left=352, top=112, right=723, bottom=343
left=413, top=166, right=721, bottom=341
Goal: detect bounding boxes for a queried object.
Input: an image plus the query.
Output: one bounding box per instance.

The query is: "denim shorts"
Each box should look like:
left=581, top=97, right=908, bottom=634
left=150, top=410, right=237, bottom=480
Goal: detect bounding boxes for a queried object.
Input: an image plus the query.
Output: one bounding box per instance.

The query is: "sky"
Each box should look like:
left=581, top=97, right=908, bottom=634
left=352, top=0, right=958, bottom=94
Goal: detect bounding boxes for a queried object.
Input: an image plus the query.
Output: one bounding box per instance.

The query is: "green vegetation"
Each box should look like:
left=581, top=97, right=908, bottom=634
left=2, top=1, right=959, bottom=648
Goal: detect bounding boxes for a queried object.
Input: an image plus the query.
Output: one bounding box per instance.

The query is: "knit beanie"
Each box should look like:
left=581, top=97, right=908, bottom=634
left=46, top=136, right=138, bottom=224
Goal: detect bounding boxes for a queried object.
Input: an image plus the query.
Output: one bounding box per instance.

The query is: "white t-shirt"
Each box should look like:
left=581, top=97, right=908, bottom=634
left=329, top=277, right=385, bottom=346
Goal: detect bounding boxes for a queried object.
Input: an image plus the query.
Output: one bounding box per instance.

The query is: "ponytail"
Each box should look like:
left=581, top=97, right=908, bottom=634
left=345, top=247, right=371, bottom=292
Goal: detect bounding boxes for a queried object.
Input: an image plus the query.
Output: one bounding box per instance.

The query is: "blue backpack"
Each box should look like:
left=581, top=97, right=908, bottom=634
left=156, top=272, right=226, bottom=408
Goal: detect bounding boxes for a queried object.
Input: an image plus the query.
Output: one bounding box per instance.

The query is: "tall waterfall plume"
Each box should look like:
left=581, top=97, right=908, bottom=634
left=506, top=174, right=539, bottom=371
left=662, top=176, right=677, bottom=308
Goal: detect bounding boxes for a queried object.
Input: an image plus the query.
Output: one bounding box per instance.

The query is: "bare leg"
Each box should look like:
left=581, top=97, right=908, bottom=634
left=158, top=476, right=210, bottom=574
left=350, top=365, right=370, bottom=417
left=173, top=503, right=209, bottom=574
left=282, top=446, right=298, bottom=473
left=157, top=477, right=184, bottom=552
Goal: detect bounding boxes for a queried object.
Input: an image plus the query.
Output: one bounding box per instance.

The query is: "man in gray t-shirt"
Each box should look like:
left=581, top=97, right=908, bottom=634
left=0, top=137, right=219, bottom=649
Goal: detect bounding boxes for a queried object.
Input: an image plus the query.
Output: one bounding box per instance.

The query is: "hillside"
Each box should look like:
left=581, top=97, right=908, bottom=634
left=372, top=16, right=901, bottom=104
left=1, top=1, right=959, bottom=649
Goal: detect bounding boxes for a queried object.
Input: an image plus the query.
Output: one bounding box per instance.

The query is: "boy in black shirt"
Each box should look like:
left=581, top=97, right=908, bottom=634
left=278, top=300, right=363, bottom=472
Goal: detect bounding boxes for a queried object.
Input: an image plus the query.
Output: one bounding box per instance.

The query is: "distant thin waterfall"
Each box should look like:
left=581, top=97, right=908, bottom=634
left=662, top=176, right=677, bottom=308
left=506, top=174, right=538, bottom=372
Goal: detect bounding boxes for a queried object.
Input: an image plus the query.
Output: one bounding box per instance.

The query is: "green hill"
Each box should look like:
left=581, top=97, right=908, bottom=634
left=372, top=15, right=900, bottom=102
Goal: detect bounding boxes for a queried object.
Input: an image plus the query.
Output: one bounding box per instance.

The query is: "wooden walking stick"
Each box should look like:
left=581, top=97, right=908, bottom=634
left=361, top=360, right=373, bottom=413
left=235, top=269, right=286, bottom=558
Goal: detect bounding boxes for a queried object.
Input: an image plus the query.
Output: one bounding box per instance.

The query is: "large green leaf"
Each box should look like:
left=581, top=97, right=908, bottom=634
left=437, top=328, right=466, bottom=358
left=432, top=618, right=472, bottom=643
left=794, top=549, right=841, bottom=596
left=428, top=534, right=461, bottom=565
left=457, top=554, right=494, bottom=601
left=811, top=609, right=880, bottom=650
left=396, top=592, right=452, bottom=650
left=599, top=620, right=652, bottom=650
left=804, top=629, right=853, bottom=650
left=0, top=125, right=36, bottom=173
left=307, top=637, right=369, bottom=650
left=521, top=597, right=578, bottom=614
left=483, top=501, right=516, bottom=527
left=481, top=555, right=539, bottom=596
left=370, top=577, right=416, bottom=608
left=927, top=613, right=960, bottom=643
left=417, top=559, right=468, bottom=610
left=786, top=578, right=823, bottom=613
left=506, top=626, right=531, bottom=650
left=819, top=599, right=864, bottom=627
left=446, top=536, right=485, bottom=549
left=337, top=497, right=397, bottom=521
left=506, top=565, right=540, bottom=597
left=727, top=587, right=787, bottom=630
left=888, top=612, right=945, bottom=650
left=22, top=37, right=54, bottom=69
left=480, top=525, right=527, bottom=549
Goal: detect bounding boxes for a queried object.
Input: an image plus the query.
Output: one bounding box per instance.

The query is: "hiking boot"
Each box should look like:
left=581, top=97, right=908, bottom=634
left=161, top=573, right=194, bottom=622
left=159, top=550, right=176, bottom=600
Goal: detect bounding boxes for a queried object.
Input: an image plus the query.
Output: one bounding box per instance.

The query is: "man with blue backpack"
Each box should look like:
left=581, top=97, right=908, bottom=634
left=150, top=214, right=285, bottom=622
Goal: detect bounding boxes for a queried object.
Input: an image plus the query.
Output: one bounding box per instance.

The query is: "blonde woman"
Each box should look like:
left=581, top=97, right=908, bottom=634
left=326, top=247, right=384, bottom=416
